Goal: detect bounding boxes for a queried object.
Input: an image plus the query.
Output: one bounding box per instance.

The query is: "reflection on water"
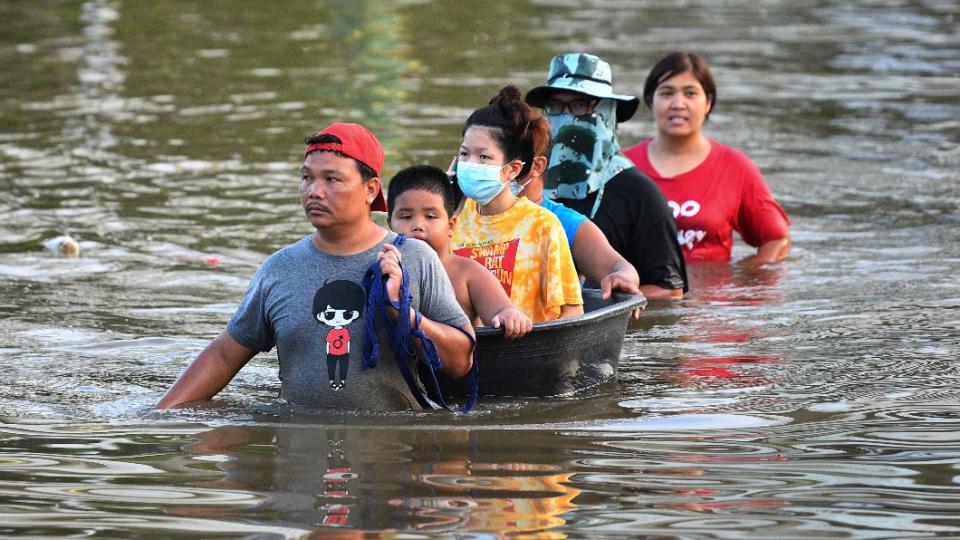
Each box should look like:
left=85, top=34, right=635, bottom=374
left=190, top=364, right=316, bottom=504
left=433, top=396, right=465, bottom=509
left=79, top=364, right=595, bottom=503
left=1, top=0, right=959, bottom=536
left=182, top=425, right=581, bottom=534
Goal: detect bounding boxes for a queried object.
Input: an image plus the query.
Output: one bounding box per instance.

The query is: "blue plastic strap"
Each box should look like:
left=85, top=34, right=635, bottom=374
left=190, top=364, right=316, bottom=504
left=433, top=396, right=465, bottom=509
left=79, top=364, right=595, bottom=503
left=361, top=234, right=478, bottom=413
left=415, top=318, right=478, bottom=414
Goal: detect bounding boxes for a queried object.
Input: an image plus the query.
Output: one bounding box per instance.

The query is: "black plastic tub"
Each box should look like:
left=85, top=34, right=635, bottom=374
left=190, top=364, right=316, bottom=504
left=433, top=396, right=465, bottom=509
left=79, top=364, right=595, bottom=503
left=436, top=289, right=647, bottom=398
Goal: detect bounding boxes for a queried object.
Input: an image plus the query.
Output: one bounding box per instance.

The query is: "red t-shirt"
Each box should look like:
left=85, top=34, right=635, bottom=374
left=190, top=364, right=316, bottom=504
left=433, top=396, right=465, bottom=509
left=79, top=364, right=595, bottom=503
left=624, top=138, right=790, bottom=261
left=326, top=328, right=350, bottom=356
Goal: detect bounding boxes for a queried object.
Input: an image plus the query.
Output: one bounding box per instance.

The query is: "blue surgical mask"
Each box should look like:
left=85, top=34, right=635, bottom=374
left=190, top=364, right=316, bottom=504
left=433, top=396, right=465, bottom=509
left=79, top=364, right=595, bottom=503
left=456, top=161, right=507, bottom=206
left=509, top=177, right=533, bottom=197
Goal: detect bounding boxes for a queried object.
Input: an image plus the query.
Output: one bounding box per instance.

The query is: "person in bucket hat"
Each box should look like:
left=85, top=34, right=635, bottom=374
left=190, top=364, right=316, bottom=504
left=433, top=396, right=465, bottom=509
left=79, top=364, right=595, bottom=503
left=525, top=53, right=640, bottom=123
left=525, top=53, right=688, bottom=299
left=157, top=122, right=475, bottom=410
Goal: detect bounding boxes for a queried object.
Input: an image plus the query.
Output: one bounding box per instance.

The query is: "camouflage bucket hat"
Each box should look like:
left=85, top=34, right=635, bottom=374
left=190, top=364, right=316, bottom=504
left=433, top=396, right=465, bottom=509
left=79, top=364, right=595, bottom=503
left=525, top=53, right=641, bottom=123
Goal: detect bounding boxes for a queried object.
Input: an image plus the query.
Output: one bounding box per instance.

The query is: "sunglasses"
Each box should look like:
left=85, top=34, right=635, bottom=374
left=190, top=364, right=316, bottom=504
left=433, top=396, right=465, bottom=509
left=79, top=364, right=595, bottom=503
left=542, top=98, right=598, bottom=116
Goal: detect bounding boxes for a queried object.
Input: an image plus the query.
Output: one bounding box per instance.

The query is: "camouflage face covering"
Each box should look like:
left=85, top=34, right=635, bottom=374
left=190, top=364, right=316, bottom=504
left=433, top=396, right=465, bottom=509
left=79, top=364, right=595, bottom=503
left=544, top=99, right=634, bottom=202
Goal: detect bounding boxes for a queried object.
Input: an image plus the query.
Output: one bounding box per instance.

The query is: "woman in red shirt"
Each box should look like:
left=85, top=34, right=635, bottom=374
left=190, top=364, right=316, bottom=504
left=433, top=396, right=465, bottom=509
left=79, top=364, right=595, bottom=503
left=623, top=51, right=791, bottom=264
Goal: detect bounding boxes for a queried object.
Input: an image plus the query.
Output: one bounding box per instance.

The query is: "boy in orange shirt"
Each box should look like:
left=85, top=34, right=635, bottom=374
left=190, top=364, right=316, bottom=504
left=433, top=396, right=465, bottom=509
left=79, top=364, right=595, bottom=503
left=387, top=165, right=532, bottom=339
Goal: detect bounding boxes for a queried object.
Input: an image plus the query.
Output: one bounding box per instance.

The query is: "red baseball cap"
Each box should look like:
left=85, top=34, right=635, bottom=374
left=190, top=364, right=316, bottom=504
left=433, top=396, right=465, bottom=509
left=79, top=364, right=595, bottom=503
left=304, top=122, right=387, bottom=212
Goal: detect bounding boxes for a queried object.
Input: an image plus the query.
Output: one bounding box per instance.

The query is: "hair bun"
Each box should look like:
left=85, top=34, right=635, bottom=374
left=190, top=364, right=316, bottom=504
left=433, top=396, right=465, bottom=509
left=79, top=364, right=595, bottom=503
left=491, top=84, right=522, bottom=106
left=489, top=84, right=527, bottom=130
left=465, top=84, right=545, bottom=181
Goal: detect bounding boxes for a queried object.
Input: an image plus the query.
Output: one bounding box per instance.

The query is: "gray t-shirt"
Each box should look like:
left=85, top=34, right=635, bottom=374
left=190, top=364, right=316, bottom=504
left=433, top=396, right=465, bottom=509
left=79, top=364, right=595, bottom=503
left=227, top=231, right=469, bottom=410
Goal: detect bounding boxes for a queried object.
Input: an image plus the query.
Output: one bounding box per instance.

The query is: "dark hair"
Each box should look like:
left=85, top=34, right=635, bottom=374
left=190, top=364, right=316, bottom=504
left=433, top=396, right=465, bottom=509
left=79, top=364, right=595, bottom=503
left=304, top=133, right=377, bottom=182
left=313, top=280, right=366, bottom=319
left=463, top=84, right=550, bottom=180
left=386, top=164, right=457, bottom=218
left=643, top=51, right=716, bottom=120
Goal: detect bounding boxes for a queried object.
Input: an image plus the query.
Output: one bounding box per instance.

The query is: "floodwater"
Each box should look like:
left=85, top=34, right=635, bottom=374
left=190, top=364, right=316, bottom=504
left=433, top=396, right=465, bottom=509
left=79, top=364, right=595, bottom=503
left=1, top=0, right=958, bottom=537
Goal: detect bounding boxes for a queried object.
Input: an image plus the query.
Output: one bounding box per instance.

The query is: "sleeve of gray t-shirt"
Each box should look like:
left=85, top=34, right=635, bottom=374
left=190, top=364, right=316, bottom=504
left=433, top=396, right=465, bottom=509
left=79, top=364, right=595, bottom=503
left=227, top=256, right=278, bottom=353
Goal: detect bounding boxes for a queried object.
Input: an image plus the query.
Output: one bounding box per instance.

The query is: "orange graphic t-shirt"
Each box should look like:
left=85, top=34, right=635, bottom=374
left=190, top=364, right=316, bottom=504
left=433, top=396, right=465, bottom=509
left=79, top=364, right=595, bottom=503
left=451, top=197, right=582, bottom=322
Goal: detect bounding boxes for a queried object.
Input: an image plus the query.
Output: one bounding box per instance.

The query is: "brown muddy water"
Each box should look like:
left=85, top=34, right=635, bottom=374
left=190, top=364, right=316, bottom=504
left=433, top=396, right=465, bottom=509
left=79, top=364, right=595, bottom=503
left=1, top=1, right=959, bottom=537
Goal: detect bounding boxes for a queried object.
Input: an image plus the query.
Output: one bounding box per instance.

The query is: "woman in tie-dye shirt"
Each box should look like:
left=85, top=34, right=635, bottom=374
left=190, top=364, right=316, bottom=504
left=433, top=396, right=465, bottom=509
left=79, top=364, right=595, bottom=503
left=449, top=85, right=582, bottom=322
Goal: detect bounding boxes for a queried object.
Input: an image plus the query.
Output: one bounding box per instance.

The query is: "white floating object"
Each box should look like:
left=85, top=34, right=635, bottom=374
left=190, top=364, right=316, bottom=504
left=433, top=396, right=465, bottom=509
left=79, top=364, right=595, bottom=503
left=43, top=235, right=80, bottom=257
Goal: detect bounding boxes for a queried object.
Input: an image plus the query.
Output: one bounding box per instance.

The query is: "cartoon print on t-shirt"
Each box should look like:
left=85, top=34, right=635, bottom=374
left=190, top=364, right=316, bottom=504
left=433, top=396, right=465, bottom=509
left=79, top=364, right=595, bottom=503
left=313, top=280, right=365, bottom=391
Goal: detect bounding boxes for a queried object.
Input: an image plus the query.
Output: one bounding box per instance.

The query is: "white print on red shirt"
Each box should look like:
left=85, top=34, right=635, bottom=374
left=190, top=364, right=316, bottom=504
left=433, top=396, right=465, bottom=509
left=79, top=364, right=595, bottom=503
left=677, top=229, right=708, bottom=250
left=667, top=199, right=701, bottom=218
left=668, top=200, right=707, bottom=251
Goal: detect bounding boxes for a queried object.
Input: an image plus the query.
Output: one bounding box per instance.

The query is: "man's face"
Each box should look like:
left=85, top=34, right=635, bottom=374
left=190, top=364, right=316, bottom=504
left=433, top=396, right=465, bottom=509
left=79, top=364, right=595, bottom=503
left=388, top=189, right=455, bottom=255
left=299, top=151, right=379, bottom=230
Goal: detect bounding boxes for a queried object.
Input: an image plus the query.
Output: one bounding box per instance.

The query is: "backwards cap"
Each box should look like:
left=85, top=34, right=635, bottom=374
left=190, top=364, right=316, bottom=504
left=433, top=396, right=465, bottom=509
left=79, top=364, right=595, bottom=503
left=305, top=122, right=387, bottom=212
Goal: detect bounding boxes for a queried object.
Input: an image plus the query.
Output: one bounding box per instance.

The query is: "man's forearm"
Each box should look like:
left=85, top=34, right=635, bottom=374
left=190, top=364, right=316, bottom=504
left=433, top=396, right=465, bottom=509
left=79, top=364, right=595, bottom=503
left=385, top=304, right=474, bottom=379
left=156, top=331, right=255, bottom=409
left=573, top=221, right=640, bottom=291
left=413, top=315, right=474, bottom=379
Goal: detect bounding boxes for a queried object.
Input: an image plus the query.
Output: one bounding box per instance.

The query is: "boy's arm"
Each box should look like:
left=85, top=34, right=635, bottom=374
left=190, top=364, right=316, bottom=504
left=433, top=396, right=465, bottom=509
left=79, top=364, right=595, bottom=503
left=459, top=259, right=531, bottom=338
left=156, top=330, right=256, bottom=409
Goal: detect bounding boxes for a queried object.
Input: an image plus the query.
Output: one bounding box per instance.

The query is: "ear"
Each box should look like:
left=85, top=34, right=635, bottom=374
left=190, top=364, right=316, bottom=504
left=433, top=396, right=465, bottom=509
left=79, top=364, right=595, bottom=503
left=531, top=155, right=548, bottom=179
left=366, top=177, right=382, bottom=204
left=505, top=159, right=525, bottom=182
left=447, top=215, right=457, bottom=238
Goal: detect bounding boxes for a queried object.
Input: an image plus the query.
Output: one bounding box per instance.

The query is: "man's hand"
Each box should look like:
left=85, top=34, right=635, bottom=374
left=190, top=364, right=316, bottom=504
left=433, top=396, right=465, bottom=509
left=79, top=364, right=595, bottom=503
left=599, top=266, right=645, bottom=319
left=376, top=243, right=403, bottom=303
left=599, top=269, right=640, bottom=300
left=490, top=306, right=533, bottom=339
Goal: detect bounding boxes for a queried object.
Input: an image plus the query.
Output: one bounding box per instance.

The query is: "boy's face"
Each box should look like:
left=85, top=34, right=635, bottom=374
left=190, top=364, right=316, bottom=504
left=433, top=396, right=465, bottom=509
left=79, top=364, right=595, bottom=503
left=388, top=189, right=455, bottom=254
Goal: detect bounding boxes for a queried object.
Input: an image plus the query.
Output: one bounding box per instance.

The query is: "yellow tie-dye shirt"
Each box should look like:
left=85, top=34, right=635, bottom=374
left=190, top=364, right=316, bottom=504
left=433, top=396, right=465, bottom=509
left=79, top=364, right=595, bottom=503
left=451, top=197, right=582, bottom=322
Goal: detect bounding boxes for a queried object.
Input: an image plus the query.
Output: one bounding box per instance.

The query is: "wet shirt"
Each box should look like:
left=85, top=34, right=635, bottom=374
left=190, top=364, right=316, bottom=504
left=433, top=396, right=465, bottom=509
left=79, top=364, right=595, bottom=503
left=450, top=197, right=582, bottom=322
left=227, top=232, right=469, bottom=410
left=625, top=139, right=791, bottom=261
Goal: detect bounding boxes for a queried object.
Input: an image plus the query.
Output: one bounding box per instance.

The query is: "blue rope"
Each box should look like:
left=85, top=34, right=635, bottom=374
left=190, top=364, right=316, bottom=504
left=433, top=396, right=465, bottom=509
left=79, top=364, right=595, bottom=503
left=362, top=234, right=479, bottom=413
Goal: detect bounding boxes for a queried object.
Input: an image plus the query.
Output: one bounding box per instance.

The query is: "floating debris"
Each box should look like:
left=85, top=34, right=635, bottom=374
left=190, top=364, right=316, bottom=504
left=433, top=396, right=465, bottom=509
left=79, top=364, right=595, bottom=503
left=43, top=235, right=80, bottom=257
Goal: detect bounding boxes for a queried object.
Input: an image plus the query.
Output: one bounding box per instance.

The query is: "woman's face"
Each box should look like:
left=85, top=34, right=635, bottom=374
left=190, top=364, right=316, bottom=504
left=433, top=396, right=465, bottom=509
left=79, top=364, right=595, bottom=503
left=458, top=126, right=523, bottom=184
left=652, top=70, right=713, bottom=139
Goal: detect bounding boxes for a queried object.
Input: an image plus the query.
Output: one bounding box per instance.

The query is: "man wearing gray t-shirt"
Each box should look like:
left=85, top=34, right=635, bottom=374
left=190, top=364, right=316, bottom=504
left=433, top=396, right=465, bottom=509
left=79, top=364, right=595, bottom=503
left=157, top=123, right=474, bottom=411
